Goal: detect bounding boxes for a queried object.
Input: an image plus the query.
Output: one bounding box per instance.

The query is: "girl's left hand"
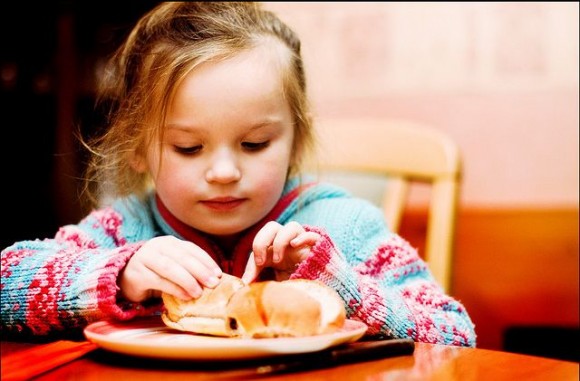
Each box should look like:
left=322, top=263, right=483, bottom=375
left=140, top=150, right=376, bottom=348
left=241, top=221, right=320, bottom=284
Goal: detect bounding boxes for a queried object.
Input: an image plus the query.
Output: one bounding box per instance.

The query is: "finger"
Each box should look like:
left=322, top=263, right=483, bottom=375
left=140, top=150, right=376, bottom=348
left=153, top=275, right=194, bottom=300
left=143, top=255, right=204, bottom=298
left=290, top=232, right=321, bottom=248
left=163, top=244, right=222, bottom=290
left=123, top=260, right=194, bottom=302
left=271, top=221, right=304, bottom=263
left=241, top=252, right=261, bottom=284
left=182, top=241, right=223, bottom=277
left=155, top=236, right=222, bottom=278
left=252, top=221, right=281, bottom=265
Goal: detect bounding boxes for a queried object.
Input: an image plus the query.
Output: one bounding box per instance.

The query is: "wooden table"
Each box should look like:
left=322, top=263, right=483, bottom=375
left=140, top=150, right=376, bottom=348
left=2, top=340, right=577, bottom=380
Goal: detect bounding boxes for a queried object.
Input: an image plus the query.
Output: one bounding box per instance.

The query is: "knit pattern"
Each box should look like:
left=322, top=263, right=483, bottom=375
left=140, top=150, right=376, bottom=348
left=1, top=178, right=476, bottom=346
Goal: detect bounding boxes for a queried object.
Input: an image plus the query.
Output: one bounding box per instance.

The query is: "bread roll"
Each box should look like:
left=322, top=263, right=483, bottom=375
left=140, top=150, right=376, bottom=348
left=161, top=273, right=245, bottom=336
left=226, top=279, right=346, bottom=338
left=161, top=275, right=346, bottom=338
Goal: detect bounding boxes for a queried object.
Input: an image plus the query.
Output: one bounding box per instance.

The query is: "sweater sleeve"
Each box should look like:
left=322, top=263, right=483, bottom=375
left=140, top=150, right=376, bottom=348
left=291, top=227, right=476, bottom=347
left=281, top=183, right=476, bottom=347
left=1, top=202, right=161, bottom=336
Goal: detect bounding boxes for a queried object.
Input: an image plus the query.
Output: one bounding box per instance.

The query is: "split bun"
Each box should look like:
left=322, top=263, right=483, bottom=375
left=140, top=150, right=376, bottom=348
left=161, top=273, right=346, bottom=338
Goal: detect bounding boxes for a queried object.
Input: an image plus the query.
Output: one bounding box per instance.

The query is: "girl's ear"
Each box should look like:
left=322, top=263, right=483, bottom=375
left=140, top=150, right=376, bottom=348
left=130, top=151, right=148, bottom=173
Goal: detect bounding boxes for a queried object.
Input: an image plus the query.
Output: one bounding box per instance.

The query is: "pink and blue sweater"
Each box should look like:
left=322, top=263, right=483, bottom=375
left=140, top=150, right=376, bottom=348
left=1, top=178, right=476, bottom=346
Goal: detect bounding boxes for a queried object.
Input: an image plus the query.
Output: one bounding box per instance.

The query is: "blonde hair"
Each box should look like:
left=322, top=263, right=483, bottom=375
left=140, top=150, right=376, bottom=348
left=83, top=2, right=313, bottom=207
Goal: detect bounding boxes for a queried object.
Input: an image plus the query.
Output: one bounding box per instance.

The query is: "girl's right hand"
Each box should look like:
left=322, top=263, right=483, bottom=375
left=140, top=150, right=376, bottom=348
left=118, top=236, right=222, bottom=303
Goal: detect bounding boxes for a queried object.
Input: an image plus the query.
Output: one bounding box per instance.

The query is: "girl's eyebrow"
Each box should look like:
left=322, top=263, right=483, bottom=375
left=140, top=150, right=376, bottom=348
left=247, top=117, right=286, bottom=130
left=164, top=124, right=202, bottom=133
left=247, top=122, right=273, bottom=131
left=165, top=118, right=283, bottom=132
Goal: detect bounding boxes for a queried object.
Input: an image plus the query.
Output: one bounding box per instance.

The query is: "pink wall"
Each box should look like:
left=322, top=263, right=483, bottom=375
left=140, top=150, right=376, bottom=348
left=265, top=2, right=579, bottom=208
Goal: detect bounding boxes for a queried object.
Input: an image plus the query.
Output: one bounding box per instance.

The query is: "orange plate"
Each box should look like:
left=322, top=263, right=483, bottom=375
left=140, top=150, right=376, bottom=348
left=84, top=317, right=368, bottom=361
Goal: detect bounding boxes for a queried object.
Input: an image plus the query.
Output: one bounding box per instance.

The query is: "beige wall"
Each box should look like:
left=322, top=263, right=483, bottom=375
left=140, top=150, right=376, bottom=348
left=264, top=2, right=579, bottom=209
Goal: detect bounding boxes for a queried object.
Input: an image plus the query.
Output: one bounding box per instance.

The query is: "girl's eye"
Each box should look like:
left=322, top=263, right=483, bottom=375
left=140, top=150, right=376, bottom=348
left=175, top=145, right=202, bottom=155
left=242, top=141, right=270, bottom=151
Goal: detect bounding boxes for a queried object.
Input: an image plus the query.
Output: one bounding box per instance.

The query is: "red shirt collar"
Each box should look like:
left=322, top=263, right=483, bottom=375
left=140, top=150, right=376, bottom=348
left=154, top=183, right=315, bottom=277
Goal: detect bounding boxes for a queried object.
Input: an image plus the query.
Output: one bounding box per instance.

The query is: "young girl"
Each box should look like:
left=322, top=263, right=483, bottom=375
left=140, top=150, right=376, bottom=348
left=1, top=2, right=476, bottom=346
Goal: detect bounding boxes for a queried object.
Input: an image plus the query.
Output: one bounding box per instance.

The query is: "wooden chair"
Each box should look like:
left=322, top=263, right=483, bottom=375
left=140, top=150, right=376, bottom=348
left=309, top=118, right=462, bottom=293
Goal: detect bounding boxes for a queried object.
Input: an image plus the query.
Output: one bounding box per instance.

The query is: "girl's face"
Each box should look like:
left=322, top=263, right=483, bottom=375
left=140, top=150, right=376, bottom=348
left=138, top=44, right=294, bottom=238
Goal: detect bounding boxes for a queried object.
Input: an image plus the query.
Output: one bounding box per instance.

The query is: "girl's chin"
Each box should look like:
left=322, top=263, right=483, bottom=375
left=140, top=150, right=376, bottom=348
left=195, top=223, right=254, bottom=237
left=188, top=212, right=266, bottom=236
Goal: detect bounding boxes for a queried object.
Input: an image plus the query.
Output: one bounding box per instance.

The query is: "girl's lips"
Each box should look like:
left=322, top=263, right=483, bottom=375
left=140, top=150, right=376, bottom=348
left=201, top=197, right=246, bottom=211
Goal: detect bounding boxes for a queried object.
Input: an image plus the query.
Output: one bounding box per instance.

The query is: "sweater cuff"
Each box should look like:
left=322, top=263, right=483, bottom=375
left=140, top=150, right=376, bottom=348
left=96, top=242, right=162, bottom=320
left=290, top=226, right=349, bottom=283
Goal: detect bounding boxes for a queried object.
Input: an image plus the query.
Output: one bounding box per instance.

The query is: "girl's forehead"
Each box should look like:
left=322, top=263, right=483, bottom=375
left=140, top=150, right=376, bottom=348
left=189, top=37, right=291, bottom=80
left=159, top=40, right=289, bottom=106
left=158, top=43, right=294, bottom=135
left=174, top=45, right=287, bottom=99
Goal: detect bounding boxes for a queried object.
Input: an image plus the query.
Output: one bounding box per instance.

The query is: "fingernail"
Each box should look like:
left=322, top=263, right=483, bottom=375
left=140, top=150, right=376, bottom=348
left=207, top=276, right=219, bottom=287
left=213, top=267, right=222, bottom=276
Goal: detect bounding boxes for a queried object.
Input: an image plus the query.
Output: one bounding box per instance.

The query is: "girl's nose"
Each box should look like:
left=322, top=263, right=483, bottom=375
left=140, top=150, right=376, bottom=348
left=205, top=149, right=241, bottom=183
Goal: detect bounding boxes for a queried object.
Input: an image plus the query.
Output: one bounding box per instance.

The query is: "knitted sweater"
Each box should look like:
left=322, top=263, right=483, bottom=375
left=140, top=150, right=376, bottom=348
left=1, top=178, right=476, bottom=346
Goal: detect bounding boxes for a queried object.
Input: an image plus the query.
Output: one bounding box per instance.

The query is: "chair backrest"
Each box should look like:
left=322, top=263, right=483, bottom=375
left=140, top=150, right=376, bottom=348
left=308, top=118, right=462, bottom=293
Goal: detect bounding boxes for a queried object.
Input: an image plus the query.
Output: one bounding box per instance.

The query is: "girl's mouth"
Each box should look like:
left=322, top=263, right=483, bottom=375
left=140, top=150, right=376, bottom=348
left=201, top=197, right=246, bottom=211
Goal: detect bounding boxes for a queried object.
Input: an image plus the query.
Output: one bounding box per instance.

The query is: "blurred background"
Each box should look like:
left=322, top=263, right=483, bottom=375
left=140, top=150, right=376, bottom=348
left=1, top=2, right=577, bottom=360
